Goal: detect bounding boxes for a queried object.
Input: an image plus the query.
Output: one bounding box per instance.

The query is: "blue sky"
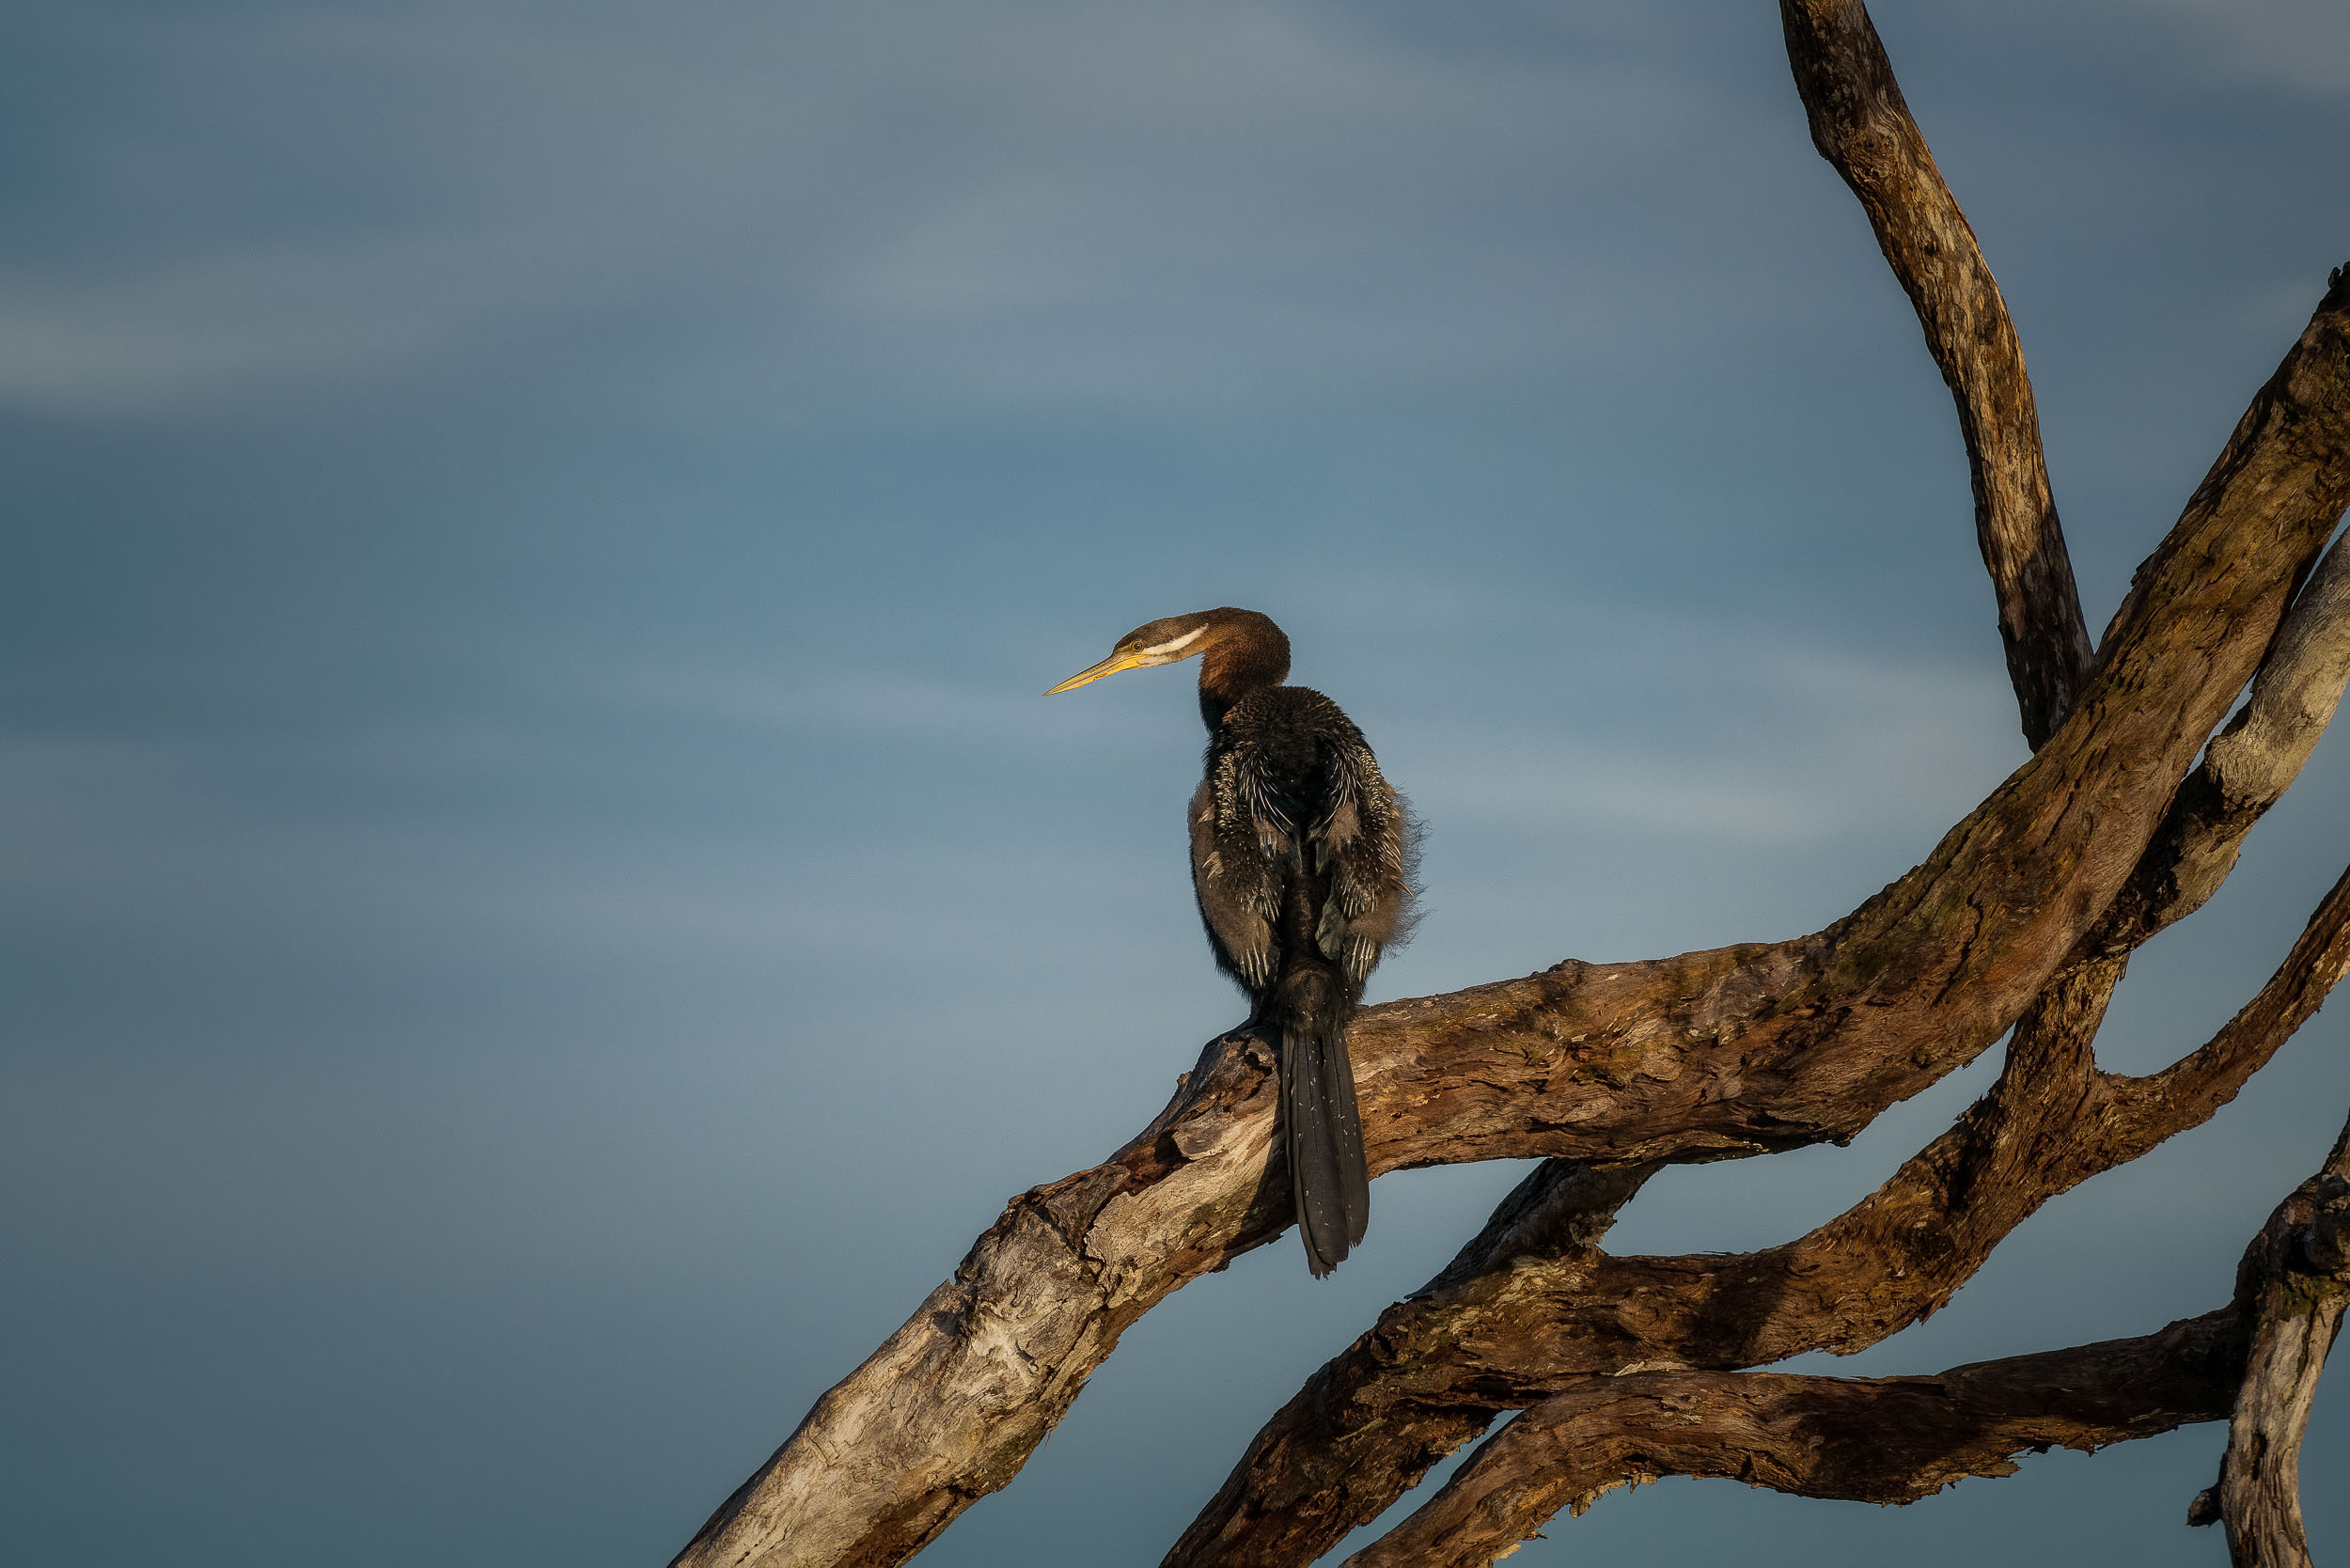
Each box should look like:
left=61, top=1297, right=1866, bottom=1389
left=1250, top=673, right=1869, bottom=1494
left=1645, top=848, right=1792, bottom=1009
left=4, top=2, right=2349, bottom=1563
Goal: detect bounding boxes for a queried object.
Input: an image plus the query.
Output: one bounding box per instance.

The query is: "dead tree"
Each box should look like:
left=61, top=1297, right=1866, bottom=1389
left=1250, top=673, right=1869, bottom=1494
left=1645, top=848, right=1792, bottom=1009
left=670, top=5, right=2350, bottom=1565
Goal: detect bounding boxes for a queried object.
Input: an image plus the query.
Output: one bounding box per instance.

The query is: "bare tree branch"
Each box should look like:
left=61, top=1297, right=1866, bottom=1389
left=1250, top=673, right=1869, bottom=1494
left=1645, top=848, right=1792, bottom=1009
left=1159, top=1156, right=1664, bottom=1568
left=2013, top=519, right=2350, bottom=1162
left=2193, top=1155, right=2350, bottom=1566
left=1159, top=855, right=2350, bottom=1567
left=1155, top=237, right=2350, bottom=1568
left=2116, top=863, right=2350, bottom=1129
left=1341, top=1313, right=2244, bottom=1568
left=1158, top=418, right=2350, bottom=1567
left=1779, top=0, right=2090, bottom=746
left=2096, top=527, right=2350, bottom=959
left=1351, top=1144, right=2350, bottom=1568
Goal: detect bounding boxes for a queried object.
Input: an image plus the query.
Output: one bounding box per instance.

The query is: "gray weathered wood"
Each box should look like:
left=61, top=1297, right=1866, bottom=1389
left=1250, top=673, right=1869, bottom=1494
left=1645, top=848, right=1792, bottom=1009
left=2098, top=527, right=2350, bottom=956
left=2198, top=1160, right=2350, bottom=1567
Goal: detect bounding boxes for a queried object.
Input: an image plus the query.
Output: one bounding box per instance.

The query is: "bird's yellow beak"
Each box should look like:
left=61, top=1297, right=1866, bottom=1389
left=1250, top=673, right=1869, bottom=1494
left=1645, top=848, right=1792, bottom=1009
left=1045, top=651, right=1148, bottom=695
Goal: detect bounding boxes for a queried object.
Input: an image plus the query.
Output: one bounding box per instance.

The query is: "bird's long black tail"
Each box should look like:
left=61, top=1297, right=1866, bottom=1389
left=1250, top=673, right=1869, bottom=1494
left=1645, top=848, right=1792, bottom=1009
left=1272, top=963, right=1370, bottom=1278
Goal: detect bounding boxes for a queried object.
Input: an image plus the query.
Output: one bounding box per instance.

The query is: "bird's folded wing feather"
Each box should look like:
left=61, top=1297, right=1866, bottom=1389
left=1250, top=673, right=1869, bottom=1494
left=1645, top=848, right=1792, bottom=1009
left=1310, top=738, right=1412, bottom=986
left=1189, top=770, right=1283, bottom=989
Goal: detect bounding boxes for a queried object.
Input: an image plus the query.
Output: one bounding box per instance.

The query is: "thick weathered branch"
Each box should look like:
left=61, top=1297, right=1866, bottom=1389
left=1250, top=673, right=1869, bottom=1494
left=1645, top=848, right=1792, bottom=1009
left=2007, top=519, right=2350, bottom=1175
left=1193, top=236, right=2350, bottom=1568
left=1165, top=1156, right=1665, bottom=1565
left=1161, top=288, right=2350, bottom=1568
left=2116, top=864, right=2350, bottom=1131
left=1353, top=1117, right=2350, bottom=1568
left=1159, top=856, right=2350, bottom=1567
left=2195, top=1153, right=2350, bottom=1566
left=1342, top=1313, right=2245, bottom=1568
left=1351, top=257, right=2350, bottom=1165
left=672, top=264, right=2350, bottom=1568
left=1353, top=1150, right=2350, bottom=1568
left=1163, top=361, right=2350, bottom=1568
left=1780, top=0, right=2091, bottom=745
left=2096, top=527, right=2350, bottom=959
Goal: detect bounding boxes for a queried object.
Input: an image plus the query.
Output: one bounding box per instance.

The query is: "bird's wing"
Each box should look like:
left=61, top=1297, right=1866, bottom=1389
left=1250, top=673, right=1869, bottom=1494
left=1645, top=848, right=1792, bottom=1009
left=1188, top=755, right=1290, bottom=991
left=1309, top=735, right=1416, bottom=987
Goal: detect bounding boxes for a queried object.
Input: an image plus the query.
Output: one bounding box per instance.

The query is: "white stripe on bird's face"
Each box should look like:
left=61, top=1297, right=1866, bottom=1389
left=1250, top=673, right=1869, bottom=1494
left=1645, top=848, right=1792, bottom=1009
left=1136, top=625, right=1208, bottom=661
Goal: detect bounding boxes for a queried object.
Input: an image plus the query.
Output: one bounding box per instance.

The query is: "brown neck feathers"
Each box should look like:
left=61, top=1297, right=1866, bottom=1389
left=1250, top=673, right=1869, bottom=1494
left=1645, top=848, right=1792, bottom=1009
left=1198, top=610, right=1291, bottom=729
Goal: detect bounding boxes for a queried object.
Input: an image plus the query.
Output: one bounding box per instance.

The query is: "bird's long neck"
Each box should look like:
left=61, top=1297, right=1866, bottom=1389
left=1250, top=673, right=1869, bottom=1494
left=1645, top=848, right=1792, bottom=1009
left=1198, top=615, right=1291, bottom=730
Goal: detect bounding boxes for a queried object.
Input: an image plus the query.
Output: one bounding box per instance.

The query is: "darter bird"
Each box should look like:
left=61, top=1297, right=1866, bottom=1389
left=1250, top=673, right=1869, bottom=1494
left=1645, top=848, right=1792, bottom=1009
left=1047, top=608, right=1418, bottom=1276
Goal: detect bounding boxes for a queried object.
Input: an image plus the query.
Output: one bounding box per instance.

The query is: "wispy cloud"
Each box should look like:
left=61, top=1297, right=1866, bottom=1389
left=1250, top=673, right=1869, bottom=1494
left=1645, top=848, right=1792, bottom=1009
left=0, top=0, right=1843, bottom=421
left=1399, top=639, right=2019, bottom=846
left=581, top=661, right=1171, bottom=751
left=2118, top=0, right=2350, bottom=93
left=0, top=725, right=1147, bottom=977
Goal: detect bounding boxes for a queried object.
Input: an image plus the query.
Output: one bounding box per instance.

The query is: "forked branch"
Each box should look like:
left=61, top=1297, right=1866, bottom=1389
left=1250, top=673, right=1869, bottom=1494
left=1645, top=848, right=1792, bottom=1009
left=1350, top=1151, right=2350, bottom=1568
left=1342, top=1314, right=2245, bottom=1568
left=2097, top=530, right=2350, bottom=959
left=1161, top=855, right=2350, bottom=1567
left=672, top=226, right=2350, bottom=1568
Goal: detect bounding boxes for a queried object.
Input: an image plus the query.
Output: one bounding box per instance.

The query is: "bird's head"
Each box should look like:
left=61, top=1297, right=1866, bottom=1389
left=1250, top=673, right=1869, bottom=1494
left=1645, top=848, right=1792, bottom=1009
left=1044, top=608, right=1289, bottom=696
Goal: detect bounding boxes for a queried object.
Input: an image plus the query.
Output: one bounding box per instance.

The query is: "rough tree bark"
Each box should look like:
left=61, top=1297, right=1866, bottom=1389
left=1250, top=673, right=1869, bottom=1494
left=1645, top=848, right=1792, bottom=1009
left=1342, top=1323, right=2252, bottom=1568
left=2189, top=1144, right=2350, bottom=1568
left=668, top=7, right=2350, bottom=1568
left=1166, top=849, right=2350, bottom=1567
left=1348, top=1141, right=2350, bottom=1568
left=1779, top=0, right=2091, bottom=748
